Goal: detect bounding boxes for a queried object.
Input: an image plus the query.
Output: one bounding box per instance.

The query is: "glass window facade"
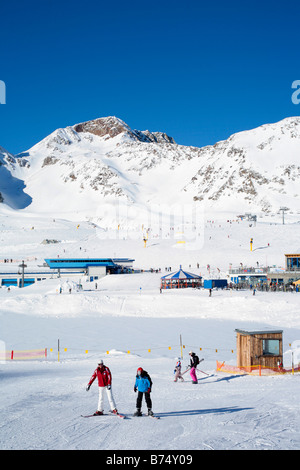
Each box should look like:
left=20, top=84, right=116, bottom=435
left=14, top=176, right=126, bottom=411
left=286, top=256, right=300, bottom=270
left=263, top=339, right=280, bottom=356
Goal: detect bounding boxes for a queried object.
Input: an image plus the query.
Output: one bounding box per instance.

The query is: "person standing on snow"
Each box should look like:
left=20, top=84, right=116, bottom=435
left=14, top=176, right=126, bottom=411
left=188, top=351, right=199, bottom=384
left=86, top=360, right=118, bottom=416
left=133, top=367, right=153, bottom=416
left=174, top=358, right=184, bottom=382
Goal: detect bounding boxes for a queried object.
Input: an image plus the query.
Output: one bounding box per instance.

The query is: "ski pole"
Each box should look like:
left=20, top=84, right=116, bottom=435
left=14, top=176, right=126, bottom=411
left=181, top=367, right=191, bottom=376
left=196, top=368, right=209, bottom=376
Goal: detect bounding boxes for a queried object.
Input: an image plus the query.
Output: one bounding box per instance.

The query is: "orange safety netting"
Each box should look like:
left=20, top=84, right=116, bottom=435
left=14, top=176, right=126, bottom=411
left=216, top=360, right=300, bottom=376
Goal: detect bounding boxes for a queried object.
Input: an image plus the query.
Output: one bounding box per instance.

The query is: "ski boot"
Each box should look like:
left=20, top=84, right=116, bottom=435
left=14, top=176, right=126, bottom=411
left=93, top=410, right=103, bottom=415
left=147, top=408, right=154, bottom=416
left=134, top=408, right=142, bottom=417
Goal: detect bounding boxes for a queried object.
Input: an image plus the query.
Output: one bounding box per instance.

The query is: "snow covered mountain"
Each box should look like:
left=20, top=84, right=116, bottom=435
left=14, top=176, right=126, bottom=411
left=0, top=146, right=32, bottom=209
left=1, top=116, right=300, bottom=219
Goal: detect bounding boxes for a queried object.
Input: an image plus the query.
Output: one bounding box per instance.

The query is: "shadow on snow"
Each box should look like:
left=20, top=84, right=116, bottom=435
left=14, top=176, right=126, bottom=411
left=156, top=406, right=253, bottom=418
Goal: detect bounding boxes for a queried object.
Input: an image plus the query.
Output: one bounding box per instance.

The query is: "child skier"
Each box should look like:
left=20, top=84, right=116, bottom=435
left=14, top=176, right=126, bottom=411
left=174, top=358, right=184, bottom=382
left=133, top=367, right=153, bottom=416
left=188, top=351, right=200, bottom=384
left=86, top=360, right=118, bottom=416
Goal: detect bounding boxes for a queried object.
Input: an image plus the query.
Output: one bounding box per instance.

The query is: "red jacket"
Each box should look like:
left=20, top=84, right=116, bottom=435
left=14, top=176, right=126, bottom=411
left=88, top=366, right=112, bottom=387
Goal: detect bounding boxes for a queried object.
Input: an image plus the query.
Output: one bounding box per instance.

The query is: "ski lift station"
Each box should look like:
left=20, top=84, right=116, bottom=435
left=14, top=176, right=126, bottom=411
left=0, top=258, right=135, bottom=288
left=44, top=258, right=134, bottom=278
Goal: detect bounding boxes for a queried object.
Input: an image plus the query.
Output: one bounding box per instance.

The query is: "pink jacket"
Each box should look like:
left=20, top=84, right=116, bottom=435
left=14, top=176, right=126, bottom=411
left=88, top=366, right=112, bottom=387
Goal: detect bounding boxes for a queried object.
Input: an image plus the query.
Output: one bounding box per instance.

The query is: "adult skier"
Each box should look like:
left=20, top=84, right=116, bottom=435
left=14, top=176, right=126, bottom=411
left=174, top=358, right=184, bottom=382
left=188, top=351, right=200, bottom=384
left=133, top=367, right=153, bottom=416
left=86, top=360, right=118, bottom=415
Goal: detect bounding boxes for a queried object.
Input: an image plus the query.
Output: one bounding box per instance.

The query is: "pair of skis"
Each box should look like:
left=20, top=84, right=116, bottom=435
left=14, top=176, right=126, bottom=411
left=81, top=412, right=159, bottom=419
left=134, top=413, right=160, bottom=420
left=81, top=411, right=127, bottom=419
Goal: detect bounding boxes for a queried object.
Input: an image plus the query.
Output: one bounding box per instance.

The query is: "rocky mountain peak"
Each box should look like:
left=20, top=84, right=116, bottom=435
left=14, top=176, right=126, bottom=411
left=73, top=116, right=176, bottom=145
left=1, top=116, right=300, bottom=216
left=73, top=116, right=131, bottom=139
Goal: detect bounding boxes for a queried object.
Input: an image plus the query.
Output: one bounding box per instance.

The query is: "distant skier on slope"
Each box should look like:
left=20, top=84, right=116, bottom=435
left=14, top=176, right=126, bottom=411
left=188, top=351, right=200, bottom=384
left=86, top=360, right=118, bottom=416
left=133, top=367, right=154, bottom=416
left=174, top=358, right=184, bottom=382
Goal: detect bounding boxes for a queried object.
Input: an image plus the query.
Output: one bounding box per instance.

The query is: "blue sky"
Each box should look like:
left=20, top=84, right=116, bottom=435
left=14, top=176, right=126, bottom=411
left=0, top=0, right=299, bottom=154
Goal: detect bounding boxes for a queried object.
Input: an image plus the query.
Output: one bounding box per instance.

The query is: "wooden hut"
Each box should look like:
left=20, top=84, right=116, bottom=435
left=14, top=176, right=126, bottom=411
left=235, top=329, right=283, bottom=371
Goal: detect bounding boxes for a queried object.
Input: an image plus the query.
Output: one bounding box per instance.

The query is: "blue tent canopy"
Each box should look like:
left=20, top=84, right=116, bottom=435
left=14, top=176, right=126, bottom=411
left=161, top=267, right=202, bottom=280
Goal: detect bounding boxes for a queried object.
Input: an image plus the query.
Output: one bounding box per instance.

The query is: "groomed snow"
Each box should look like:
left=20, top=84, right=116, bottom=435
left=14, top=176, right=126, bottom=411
left=0, top=207, right=300, bottom=450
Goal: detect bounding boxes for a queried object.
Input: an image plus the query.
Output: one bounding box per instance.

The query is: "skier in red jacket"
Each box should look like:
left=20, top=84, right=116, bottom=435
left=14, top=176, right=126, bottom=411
left=86, top=360, right=118, bottom=415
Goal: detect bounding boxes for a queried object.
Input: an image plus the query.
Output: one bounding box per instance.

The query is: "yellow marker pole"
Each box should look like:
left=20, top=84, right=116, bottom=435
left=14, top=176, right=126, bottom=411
left=58, top=339, right=60, bottom=363
left=180, top=335, right=183, bottom=360
left=250, top=238, right=253, bottom=251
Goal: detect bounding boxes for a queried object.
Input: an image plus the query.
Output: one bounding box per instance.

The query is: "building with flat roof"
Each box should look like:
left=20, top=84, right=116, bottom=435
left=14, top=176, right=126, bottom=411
left=268, top=253, right=300, bottom=286
left=229, top=253, right=300, bottom=287
left=0, top=258, right=135, bottom=288
left=235, top=329, right=283, bottom=371
left=285, top=253, right=300, bottom=271
left=44, top=258, right=135, bottom=280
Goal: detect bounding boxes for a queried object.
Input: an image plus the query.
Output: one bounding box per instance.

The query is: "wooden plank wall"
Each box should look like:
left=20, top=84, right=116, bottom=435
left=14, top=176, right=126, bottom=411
left=236, top=332, right=282, bottom=369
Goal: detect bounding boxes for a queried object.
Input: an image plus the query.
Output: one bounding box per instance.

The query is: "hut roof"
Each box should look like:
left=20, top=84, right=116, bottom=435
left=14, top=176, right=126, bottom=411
left=235, top=329, right=283, bottom=336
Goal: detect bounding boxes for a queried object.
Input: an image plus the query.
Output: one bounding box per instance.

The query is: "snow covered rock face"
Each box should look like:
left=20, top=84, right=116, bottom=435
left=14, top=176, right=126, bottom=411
left=74, top=116, right=132, bottom=140
left=74, top=116, right=176, bottom=144
left=1, top=116, right=300, bottom=216
left=0, top=146, right=32, bottom=209
left=183, top=117, right=300, bottom=213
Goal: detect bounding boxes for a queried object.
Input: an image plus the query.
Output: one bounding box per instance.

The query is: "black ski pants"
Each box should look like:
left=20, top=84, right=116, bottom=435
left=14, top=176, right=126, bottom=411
left=136, top=391, right=152, bottom=410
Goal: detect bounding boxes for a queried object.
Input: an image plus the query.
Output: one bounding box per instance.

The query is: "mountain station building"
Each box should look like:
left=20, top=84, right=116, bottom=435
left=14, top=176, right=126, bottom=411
left=229, top=253, right=300, bottom=288
left=0, top=258, right=135, bottom=288
left=44, top=258, right=135, bottom=279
